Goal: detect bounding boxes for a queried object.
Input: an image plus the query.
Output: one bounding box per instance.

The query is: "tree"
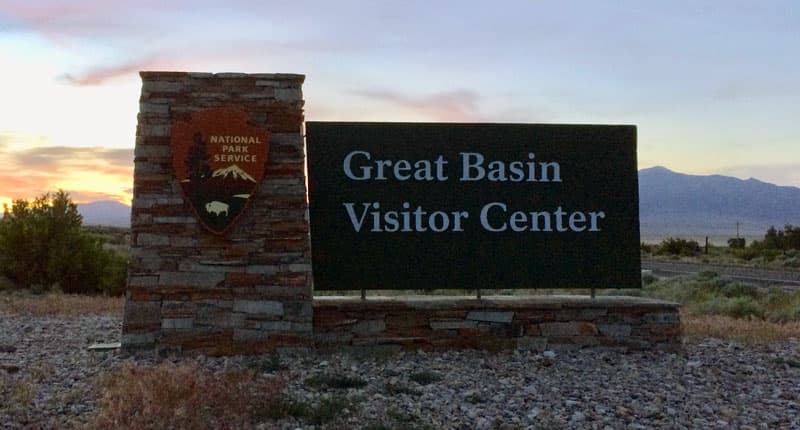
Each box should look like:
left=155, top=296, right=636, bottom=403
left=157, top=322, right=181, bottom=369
left=763, top=226, right=785, bottom=250
left=656, top=237, right=701, bottom=257
left=186, top=132, right=211, bottom=181
left=0, top=191, right=126, bottom=295
left=727, top=238, right=746, bottom=249
left=784, top=225, right=800, bottom=250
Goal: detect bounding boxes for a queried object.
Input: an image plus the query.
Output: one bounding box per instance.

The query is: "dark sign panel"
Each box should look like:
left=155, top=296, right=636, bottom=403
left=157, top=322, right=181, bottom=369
left=171, top=107, right=270, bottom=234
left=306, top=122, right=640, bottom=290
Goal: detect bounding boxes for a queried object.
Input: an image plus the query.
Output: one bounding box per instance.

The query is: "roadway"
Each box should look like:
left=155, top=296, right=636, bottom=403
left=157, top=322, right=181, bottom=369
left=641, top=259, right=800, bottom=288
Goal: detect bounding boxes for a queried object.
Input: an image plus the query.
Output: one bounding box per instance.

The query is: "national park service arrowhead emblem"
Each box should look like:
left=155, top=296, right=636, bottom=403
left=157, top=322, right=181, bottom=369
left=171, top=107, right=269, bottom=234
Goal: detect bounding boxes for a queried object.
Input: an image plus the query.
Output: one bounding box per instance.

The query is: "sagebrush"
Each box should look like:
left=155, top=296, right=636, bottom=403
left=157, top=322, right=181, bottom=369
left=0, top=191, right=126, bottom=295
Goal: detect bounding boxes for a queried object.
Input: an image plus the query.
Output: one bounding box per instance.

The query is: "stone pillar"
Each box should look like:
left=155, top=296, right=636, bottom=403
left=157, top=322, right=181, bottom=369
left=122, top=72, right=311, bottom=355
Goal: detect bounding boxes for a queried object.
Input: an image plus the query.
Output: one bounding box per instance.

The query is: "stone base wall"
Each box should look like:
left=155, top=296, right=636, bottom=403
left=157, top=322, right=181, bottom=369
left=314, top=296, right=681, bottom=352
left=122, top=72, right=312, bottom=355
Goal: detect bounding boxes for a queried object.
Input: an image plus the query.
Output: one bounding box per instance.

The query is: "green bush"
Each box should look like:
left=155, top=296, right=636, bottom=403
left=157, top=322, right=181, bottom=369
left=699, top=297, right=763, bottom=319
left=0, top=191, right=127, bottom=295
left=655, top=237, right=701, bottom=257
left=643, top=273, right=800, bottom=322
left=727, top=238, right=746, bottom=249
left=720, top=282, right=760, bottom=299
left=641, top=272, right=657, bottom=286
left=733, top=247, right=761, bottom=261
left=783, top=257, right=800, bottom=269
left=305, top=373, right=367, bottom=390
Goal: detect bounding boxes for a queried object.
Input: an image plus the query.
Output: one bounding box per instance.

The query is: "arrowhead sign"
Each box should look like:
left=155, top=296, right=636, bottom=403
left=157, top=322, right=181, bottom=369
left=171, top=107, right=270, bottom=234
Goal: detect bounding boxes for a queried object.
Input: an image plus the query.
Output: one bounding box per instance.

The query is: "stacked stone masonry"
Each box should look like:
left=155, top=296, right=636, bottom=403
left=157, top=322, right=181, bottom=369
left=314, top=296, right=682, bottom=352
left=123, top=72, right=311, bottom=355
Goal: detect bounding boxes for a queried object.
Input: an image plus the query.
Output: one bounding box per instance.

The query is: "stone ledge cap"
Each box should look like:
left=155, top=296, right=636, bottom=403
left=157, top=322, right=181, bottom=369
left=314, top=295, right=680, bottom=310
left=139, top=71, right=305, bottom=82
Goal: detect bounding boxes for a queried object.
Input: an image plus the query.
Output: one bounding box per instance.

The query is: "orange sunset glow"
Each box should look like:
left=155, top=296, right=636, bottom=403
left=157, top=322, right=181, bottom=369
left=1, top=1, right=799, bottom=211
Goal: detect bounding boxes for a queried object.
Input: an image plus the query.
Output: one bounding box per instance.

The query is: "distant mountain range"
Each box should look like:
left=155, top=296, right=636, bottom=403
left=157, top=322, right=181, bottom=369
left=639, top=166, right=800, bottom=242
left=76, top=166, right=800, bottom=243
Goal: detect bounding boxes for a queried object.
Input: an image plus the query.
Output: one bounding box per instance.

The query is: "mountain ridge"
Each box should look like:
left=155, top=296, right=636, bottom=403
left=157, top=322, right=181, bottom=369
left=638, top=166, right=800, bottom=241
left=77, top=200, right=130, bottom=227
left=74, top=167, right=800, bottom=242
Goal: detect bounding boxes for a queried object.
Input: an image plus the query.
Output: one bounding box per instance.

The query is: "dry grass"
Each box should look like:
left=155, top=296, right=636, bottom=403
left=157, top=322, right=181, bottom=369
left=89, top=360, right=287, bottom=430
left=682, top=312, right=800, bottom=344
left=0, top=375, right=38, bottom=425
left=0, top=291, right=123, bottom=316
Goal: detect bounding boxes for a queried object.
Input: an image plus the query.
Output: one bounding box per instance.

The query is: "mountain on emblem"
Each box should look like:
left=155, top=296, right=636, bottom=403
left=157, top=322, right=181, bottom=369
left=212, top=164, right=256, bottom=182
left=170, top=107, right=270, bottom=234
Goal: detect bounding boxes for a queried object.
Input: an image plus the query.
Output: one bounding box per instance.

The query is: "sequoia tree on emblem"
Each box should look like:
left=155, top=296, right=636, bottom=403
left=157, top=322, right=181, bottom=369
left=171, top=107, right=270, bottom=234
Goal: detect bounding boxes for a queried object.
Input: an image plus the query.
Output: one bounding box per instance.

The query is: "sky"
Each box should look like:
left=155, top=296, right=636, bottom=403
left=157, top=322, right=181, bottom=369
left=0, top=0, right=798, bottom=208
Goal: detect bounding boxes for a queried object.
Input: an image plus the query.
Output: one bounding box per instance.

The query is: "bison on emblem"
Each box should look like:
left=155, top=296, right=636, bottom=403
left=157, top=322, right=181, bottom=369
left=205, top=201, right=229, bottom=216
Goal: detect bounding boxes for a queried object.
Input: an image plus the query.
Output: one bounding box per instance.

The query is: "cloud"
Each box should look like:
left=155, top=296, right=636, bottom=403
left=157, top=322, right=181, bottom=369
left=68, top=190, right=131, bottom=204
left=1, top=0, right=152, bottom=39
left=11, top=146, right=131, bottom=171
left=0, top=145, right=133, bottom=203
left=352, top=89, right=482, bottom=122
left=57, top=57, right=162, bottom=86
left=0, top=132, right=49, bottom=150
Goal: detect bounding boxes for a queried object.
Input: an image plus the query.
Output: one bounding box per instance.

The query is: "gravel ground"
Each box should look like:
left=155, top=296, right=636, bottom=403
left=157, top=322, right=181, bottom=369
left=2, top=312, right=799, bottom=429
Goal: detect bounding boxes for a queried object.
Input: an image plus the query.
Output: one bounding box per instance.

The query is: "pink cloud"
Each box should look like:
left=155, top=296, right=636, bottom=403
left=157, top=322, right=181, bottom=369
left=352, top=89, right=482, bottom=122
left=57, top=56, right=164, bottom=86
left=2, top=0, right=156, bottom=38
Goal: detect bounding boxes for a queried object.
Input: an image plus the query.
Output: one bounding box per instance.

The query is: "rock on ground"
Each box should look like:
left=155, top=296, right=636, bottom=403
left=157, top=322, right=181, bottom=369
left=1, top=311, right=799, bottom=429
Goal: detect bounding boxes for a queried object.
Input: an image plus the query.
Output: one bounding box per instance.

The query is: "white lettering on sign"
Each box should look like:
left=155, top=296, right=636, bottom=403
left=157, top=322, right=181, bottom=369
left=479, top=203, right=605, bottom=233
left=343, top=151, right=449, bottom=181
left=214, top=154, right=257, bottom=162
left=209, top=136, right=262, bottom=144
left=343, top=202, right=469, bottom=233
left=339, top=150, right=606, bottom=233
left=460, top=152, right=561, bottom=182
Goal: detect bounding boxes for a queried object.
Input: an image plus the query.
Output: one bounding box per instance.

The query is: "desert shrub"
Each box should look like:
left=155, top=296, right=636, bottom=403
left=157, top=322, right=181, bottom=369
left=253, top=395, right=355, bottom=425
left=720, top=282, right=760, bottom=299
left=641, top=272, right=658, bottom=286
left=643, top=275, right=716, bottom=304
left=305, top=373, right=367, bottom=390
left=305, top=397, right=355, bottom=425
left=783, top=257, right=800, bottom=269
left=733, top=246, right=762, bottom=261
left=699, top=297, right=763, bottom=319
left=655, top=237, right=701, bottom=257
left=90, top=361, right=286, bottom=430
left=762, top=288, right=800, bottom=322
left=385, top=382, right=422, bottom=396
left=409, top=370, right=442, bottom=385
left=727, top=238, right=746, bottom=249
left=0, top=191, right=126, bottom=295
left=643, top=273, right=800, bottom=322
left=246, top=352, right=286, bottom=373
